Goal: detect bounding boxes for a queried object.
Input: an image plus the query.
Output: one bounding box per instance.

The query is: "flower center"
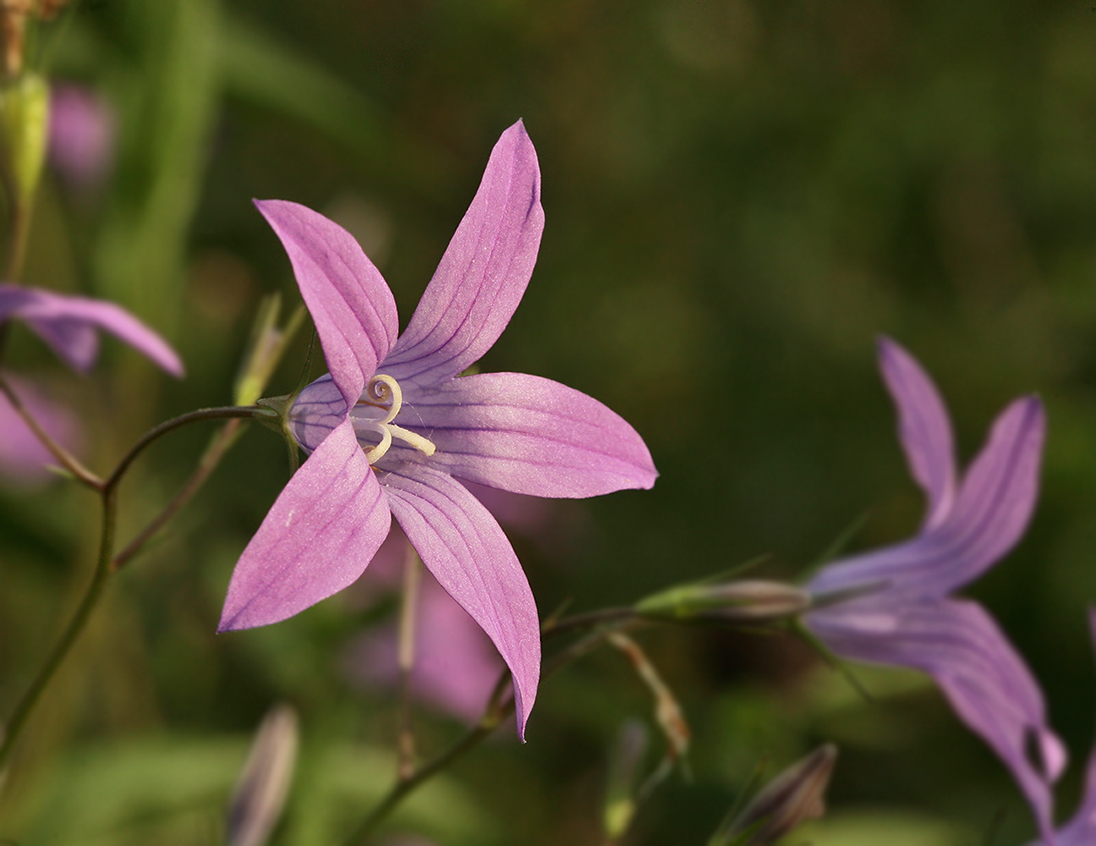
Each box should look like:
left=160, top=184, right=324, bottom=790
left=353, top=374, right=436, bottom=464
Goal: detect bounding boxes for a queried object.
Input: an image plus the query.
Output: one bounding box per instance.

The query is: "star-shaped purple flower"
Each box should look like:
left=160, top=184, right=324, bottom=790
left=218, top=121, right=658, bottom=736
left=0, top=284, right=183, bottom=376
left=804, top=338, right=1063, bottom=841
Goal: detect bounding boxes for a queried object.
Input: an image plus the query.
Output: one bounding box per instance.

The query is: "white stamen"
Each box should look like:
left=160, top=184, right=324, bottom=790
left=356, top=374, right=436, bottom=464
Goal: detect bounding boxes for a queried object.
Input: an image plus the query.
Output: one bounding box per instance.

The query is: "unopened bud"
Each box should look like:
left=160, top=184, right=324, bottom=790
left=636, top=579, right=811, bottom=625
left=1, top=71, right=47, bottom=205
left=234, top=294, right=305, bottom=407
left=714, top=744, right=838, bottom=846
left=226, top=704, right=299, bottom=846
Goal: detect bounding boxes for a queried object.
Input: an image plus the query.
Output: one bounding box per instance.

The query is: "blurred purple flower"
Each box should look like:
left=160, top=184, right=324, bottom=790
left=218, top=121, right=658, bottom=737
left=48, top=83, right=115, bottom=189
left=1043, top=609, right=1096, bottom=845
left=0, top=284, right=184, bottom=376
left=804, top=337, right=1062, bottom=841
left=344, top=565, right=503, bottom=721
left=0, top=373, right=79, bottom=483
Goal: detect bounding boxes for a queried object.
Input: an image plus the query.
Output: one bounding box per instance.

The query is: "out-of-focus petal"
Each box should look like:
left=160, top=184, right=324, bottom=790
left=255, top=199, right=398, bottom=408
left=219, top=420, right=391, bottom=631
left=0, top=285, right=183, bottom=375
left=386, top=372, right=657, bottom=497
left=382, top=121, right=544, bottom=385
left=0, top=374, right=80, bottom=483
left=878, top=337, right=956, bottom=530
left=938, top=396, right=1044, bottom=587
left=805, top=397, right=1044, bottom=599
left=380, top=464, right=540, bottom=739
left=807, top=597, right=1062, bottom=843
left=1058, top=738, right=1096, bottom=845
left=345, top=570, right=503, bottom=720
left=48, top=83, right=116, bottom=189
left=1050, top=607, right=1096, bottom=846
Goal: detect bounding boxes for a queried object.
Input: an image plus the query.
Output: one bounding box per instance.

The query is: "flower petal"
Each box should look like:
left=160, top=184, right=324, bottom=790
left=0, top=373, right=80, bottom=483
left=387, top=372, right=657, bottom=497
left=878, top=337, right=956, bottom=529
left=805, top=397, right=1044, bottom=599
left=382, top=121, right=544, bottom=384
left=806, top=597, right=1063, bottom=842
left=379, top=463, right=540, bottom=738
left=219, top=419, right=391, bottom=630
left=0, top=284, right=183, bottom=375
left=1053, top=607, right=1096, bottom=846
left=255, top=200, right=398, bottom=408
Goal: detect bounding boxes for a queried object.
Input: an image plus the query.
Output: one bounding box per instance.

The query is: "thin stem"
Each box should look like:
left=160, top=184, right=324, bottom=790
left=111, top=416, right=245, bottom=571
left=344, top=674, right=511, bottom=846
left=0, top=404, right=270, bottom=766
left=396, top=550, right=422, bottom=779
left=542, top=606, right=637, bottom=638
left=105, top=406, right=269, bottom=492
left=0, top=485, right=118, bottom=768
left=344, top=614, right=638, bottom=844
left=0, top=373, right=102, bottom=488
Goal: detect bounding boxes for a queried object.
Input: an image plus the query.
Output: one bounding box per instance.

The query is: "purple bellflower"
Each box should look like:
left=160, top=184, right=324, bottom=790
left=218, top=121, right=658, bottom=737
left=1043, top=608, right=1096, bottom=845
left=0, top=284, right=184, bottom=376
left=804, top=338, right=1063, bottom=841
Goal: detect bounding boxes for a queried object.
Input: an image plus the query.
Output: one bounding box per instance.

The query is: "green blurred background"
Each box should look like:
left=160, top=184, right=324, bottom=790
left=4, top=1, right=1096, bottom=843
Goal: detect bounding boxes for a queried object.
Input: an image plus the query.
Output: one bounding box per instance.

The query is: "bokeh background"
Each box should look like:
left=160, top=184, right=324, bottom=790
left=4, top=1, right=1096, bottom=843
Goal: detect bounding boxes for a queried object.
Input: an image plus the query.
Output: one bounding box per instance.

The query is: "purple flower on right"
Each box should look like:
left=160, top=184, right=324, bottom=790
left=1044, top=608, right=1096, bottom=845
left=803, top=337, right=1063, bottom=842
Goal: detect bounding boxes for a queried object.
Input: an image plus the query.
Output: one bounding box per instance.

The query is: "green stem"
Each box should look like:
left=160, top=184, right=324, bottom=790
left=396, top=551, right=422, bottom=779
left=105, top=406, right=269, bottom=491
left=344, top=614, right=638, bottom=844
left=111, top=416, right=245, bottom=571
left=0, top=405, right=270, bottom=767
left=0, top=485, right=118, bottom=769
left=5, top=194, right=28, bottom=281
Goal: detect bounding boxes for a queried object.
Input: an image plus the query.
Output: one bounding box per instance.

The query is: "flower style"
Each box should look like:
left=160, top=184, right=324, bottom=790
left=218, top=121, right=658, bottom=736
left=803, top=338, right=1063, bottom=841
left=0, top=284, right=183, bottom=376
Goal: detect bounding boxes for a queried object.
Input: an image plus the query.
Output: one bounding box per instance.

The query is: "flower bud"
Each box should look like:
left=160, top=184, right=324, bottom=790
left=234, top=294, right=305, bottom=407
left=226, top=704, right=299, bottom=846
left=635, top=579, right=811, bottom=625
left=1, top=71, right=48, bottom=207
left=713, top=744, right=837, bottom=846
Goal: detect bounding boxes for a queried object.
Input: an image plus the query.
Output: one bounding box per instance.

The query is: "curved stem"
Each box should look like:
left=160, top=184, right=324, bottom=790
left=0, top=404, right=271, bottom=767
left=105, top=405, right=269, bottom=492
left=0, top=485, right=118, bottom=769
left=111, top=416, right=245, bottom=571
